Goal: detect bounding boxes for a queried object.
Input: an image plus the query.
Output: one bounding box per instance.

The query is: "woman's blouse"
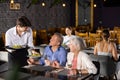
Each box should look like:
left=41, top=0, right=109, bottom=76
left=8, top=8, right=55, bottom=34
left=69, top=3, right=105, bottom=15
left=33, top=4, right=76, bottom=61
left=66, top=51, right=97, bottom=74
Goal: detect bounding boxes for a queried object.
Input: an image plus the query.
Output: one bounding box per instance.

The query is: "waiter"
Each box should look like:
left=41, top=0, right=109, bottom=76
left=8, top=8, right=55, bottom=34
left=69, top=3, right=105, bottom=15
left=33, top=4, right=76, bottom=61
left=5, top=16, right=34, bottom=69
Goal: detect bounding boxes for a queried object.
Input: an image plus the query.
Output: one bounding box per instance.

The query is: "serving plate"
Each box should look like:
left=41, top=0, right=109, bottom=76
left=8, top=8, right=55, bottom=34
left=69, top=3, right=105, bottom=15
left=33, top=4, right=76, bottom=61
left=6, top=45, right=26, bottom=50
left=5, top=45, right=26, bottom=53
left=40, top=44, right=47, bottom=47
left=27, top=54, right=41, bottom=61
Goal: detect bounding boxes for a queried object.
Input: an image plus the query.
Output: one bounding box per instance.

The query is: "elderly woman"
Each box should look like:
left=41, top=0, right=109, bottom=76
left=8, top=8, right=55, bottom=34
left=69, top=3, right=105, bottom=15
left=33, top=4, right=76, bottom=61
left=94, top=29, right=118, bottom=61
left=66, top=36, right=97, bottom=75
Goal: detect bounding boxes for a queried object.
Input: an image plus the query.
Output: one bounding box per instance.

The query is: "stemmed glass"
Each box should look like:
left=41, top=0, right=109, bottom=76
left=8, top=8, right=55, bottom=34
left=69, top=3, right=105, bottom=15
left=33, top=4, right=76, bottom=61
left=67, top=63, right=72, bottom=77
left=67, top=64, right=72, bottom=69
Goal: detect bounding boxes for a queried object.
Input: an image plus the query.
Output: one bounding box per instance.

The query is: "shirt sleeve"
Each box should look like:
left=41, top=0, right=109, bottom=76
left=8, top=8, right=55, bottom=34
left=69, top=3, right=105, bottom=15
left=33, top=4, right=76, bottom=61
left=39, top=47, right=48, bottom=65
left=27, top=28, right=34, bottom=48
left=83, top=54, right=97, bottom=74
left=5, top=31, right=11, bottom=46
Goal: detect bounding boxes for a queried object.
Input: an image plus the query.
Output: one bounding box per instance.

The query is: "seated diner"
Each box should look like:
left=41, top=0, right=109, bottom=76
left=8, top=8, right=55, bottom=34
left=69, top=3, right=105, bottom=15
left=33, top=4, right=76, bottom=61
left=94, top=29, right=118, bottom=61
left=66, top=36, right=97, bottom=75
left=27, top=33, right=67, bottom=68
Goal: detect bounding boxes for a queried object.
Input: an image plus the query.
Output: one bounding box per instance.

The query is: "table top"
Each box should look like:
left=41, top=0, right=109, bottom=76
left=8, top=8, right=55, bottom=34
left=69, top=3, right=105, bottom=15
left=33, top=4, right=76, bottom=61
left=22, top=65, right=93, bottom=80
left=23, top=65, right=56, bottom=72
left=0, top=62, right=8, bottom=73
left=0, top=70, right=31, bottom=80
left=29, top=76, right=60, bottom=80
left=50, top=68, right=92, bottom=80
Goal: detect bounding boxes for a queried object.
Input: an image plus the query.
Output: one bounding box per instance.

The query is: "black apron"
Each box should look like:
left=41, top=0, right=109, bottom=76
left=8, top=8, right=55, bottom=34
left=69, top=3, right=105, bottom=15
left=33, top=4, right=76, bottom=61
left=8, top=48, right=28, bottom=69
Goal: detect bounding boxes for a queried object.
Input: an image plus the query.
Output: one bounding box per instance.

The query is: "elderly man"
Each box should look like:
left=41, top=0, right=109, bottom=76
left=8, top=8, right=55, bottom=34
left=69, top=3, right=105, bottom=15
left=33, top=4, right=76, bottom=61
left=27, top=33, right=67, bottom=68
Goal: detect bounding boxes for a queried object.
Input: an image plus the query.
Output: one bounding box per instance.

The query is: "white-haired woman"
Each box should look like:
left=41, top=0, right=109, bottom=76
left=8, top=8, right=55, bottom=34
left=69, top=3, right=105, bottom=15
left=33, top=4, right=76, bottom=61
left=66, top=36, right=97, bottom=75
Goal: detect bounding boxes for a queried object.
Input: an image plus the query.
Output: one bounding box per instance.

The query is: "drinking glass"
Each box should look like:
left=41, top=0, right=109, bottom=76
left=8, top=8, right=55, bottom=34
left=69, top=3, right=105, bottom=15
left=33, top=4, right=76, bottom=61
left=67, top=63, right=72, bottom=69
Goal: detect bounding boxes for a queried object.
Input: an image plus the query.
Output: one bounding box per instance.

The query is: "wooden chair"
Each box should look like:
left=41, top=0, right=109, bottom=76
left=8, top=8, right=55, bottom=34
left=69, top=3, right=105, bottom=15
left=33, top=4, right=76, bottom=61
left=47, top=27, right=57, bottom=40
left=38, top=29, right=49, bottom=44
left=117, top=33, right=120, bottom=45
left=75, top=32, right=88, bottom=38
left=59, top=27, right=66, bottom=35
left=32, top=29, right=37, bottom=46
left=75, top=32, right=89, bottom=47
left=89, top=33, right=101, bottom=47
left=1, top=32, right=5, bottom=46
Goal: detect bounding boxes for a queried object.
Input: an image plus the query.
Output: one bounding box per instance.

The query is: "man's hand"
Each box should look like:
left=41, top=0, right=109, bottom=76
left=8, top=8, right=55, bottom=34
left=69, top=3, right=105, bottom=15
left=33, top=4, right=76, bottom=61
left=51, top=61, right=60, bottom=68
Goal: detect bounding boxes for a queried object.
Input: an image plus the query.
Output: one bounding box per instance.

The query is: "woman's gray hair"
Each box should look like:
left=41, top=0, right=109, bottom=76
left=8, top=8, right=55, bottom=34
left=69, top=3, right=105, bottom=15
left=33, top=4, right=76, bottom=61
left=70, top=36, right=86, bottom=51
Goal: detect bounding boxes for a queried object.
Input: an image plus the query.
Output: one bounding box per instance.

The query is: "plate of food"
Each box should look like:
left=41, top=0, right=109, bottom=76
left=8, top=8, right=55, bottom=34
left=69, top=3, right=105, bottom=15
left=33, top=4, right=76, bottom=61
left=27, top=54, right=41, bottom=58
left=11, top=45, right=26, bottom=49
left=5, top=45, right=26, bottom=52
left=27, top=50, right=41, bottom=60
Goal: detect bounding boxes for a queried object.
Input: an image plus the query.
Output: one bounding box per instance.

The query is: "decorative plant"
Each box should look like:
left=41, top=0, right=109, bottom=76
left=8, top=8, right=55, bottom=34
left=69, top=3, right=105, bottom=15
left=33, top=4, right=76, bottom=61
left=0, top=0, right=5, bottom=3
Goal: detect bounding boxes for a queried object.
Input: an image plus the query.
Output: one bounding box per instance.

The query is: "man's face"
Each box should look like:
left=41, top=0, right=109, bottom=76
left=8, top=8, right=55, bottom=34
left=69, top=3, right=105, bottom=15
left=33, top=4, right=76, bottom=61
left=49, top=35, right=60, bottom=46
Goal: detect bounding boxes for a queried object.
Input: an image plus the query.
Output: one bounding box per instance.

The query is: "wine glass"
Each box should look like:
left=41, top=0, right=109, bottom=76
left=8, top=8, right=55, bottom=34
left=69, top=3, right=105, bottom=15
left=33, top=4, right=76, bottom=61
left=67, top=63, right=72, bottom=69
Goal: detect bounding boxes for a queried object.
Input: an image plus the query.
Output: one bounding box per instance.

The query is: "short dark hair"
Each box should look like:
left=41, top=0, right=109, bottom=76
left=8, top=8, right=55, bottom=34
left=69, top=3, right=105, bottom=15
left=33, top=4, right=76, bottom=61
left=16, top=16, right=32, bottom=27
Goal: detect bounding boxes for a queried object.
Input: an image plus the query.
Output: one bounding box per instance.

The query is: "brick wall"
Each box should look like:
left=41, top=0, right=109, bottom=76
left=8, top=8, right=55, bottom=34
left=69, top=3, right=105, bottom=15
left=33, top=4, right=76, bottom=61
left=0, top=0, right=73, bottom=36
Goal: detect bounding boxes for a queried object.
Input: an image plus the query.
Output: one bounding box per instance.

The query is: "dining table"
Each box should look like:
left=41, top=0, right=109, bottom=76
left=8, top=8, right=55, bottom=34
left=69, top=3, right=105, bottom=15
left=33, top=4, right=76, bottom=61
left=0, top=70, right=31, bottom=80
left=22, top=65, right=93, bottom=80
left=46, top=68, right=93, bottom=80
left=28, top=75, right=60, bottom=80
left=22, top=65, right=56, bottom=76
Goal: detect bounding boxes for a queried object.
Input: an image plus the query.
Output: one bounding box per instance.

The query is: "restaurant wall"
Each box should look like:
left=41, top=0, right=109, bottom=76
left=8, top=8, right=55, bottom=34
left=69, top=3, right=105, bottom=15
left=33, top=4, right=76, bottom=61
left=0, top=0, right=74, bottom=36
left=94, top=0, right=120, bottom=30
left=94, top=7, right=120, bottom=30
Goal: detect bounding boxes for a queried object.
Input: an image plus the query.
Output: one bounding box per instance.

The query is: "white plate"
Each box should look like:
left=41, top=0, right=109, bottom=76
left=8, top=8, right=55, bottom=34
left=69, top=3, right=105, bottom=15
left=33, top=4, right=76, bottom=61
left=6, top=49, right=15, bottom=53
left=40, top=44, right=47, bottom=47
left=27, top=55, right=41, bottom=58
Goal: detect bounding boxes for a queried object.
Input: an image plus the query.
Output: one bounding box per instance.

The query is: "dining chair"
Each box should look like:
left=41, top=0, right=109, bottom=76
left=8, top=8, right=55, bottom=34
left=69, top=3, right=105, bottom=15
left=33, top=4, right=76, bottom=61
left=89, top=54, right=117, bottom=80
left=89, top=33, right=101, bottom=47
left=97, top=55, right=117, bottom=80
left=38, top=29, right=49, bottom=44
left=32, top=29, right=37, bottom=46
left=89, top=54, right=100, bottom=80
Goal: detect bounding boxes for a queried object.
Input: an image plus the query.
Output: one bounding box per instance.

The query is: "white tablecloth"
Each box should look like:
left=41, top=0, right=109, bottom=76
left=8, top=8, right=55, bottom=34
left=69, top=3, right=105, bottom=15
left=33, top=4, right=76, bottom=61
left=0, top=51, right=8, bottom=62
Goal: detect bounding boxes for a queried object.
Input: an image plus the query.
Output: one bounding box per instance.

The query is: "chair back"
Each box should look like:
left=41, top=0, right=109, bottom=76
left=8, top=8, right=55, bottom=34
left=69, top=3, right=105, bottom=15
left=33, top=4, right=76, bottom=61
left=89, top=54, right=100, bottom=75
left=89, top=54, right=116, bottom=77
left=97, top=55, right=116, bottom=76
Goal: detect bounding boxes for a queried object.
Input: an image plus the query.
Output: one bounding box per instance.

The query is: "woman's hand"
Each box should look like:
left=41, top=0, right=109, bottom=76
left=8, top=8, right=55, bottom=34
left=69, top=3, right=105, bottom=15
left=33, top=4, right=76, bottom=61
left=68, top=69, right=78, bottom=75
